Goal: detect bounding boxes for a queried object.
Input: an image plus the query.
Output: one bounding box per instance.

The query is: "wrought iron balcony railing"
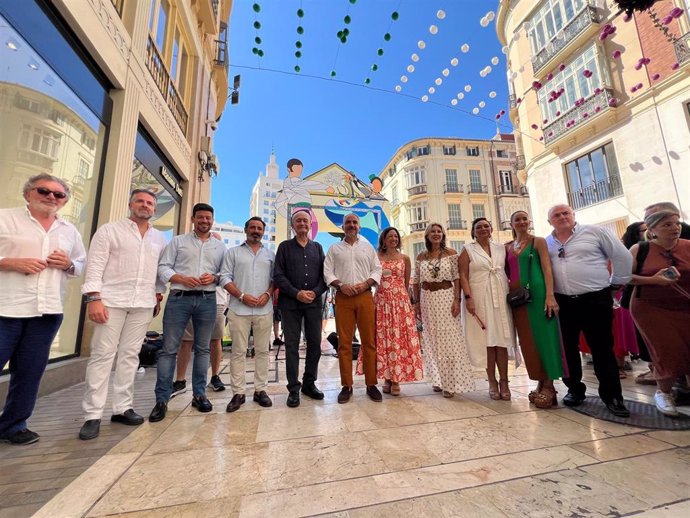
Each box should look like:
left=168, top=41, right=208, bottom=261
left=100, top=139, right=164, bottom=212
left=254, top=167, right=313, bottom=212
left=516, top=155, right=526, bottom=170
left=468, top=184, right=488, bottom=194
left=447, top=219, right=468, bottom=230
left=443, top=183, right=464, bottom=193
left=674, top=31, right=690, bottom=65
left=531, top=5, right=600, bottom=75
left=498, top=185, right=517, bottom=195
left=542, top=87, right=615, bottom=145
left=410, top=222, right=428, bottom=232
left=407, top=184, right=427, bottom=196
left=567, top=175, right=623, bottom=210
left=146, top=36, right=188, bottom=135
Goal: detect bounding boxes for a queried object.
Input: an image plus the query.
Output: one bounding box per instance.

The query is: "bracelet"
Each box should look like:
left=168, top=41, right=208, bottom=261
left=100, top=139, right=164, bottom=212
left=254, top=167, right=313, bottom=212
left=239, top=293, right=245, bottom=302
left=85, top=295, right=101, bottom=304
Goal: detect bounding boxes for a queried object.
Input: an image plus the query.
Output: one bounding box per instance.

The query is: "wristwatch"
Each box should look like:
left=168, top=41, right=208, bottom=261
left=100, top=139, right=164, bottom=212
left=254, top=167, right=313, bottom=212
left=63, top=262, right=75, bottom=275
left=239, top=293, right=245, bottom=301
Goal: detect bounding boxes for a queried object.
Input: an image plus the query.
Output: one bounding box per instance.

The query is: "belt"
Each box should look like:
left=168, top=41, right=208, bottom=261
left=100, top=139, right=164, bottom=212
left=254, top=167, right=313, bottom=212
left=555, top=287, right=609, bottom=299
left=421, top=280, right=453, bottom=292
left=170, top=290, right=215, bottom=297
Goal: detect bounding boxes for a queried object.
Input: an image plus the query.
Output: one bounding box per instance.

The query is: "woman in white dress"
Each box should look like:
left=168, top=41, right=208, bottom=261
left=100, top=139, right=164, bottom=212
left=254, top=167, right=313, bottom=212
left=459, top=218, right=515, bottom=400
left=412, top=223, right=475, bottom=397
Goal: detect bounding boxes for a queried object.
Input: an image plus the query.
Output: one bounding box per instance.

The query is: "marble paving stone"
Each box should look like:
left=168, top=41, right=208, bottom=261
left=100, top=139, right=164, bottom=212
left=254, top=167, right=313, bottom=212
left=263, top=434, right=389, bottom=491
left=462, top=390, right=534, bottom=414
left=633, top=500, right=690, bottom=517
left=392, top=395, right=498, bottom=423
left=108, top=420, right=176, bottom=455
left=482, top=410, right=608, bottom=448
left=87, top=444, right=270, bottom=516
left=550, top=407, right=647, bottom=437
left=0, top=503, right=44, bottom=518
left=345, top=490, right=510, bottom=518
left=33, top=453, right=140, bottom=518
left=581, top=448, right=690, bottom=507
left=463, top=468, right=651, bottom=517
left=646, top=429, right=690, bottom=447
left=569, top=434, right=672, bottom=462
left=89, top=496, right=241, bottom=518
left=362, top=422, right=444, bottom=471
left=255, top=405, right=349, bottom=442
left=238, top=445, right=596, bottom=517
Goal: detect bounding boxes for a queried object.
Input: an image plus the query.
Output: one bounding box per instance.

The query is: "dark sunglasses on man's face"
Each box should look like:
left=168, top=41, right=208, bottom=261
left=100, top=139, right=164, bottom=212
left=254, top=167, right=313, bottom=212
left=32, top=187, right=67, bottom=199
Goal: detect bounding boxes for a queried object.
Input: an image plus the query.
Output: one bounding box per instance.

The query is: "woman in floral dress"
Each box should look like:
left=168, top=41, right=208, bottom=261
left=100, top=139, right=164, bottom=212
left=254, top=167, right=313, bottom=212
left=412, top=223, right=476, bottom=397
left=356, top=227, right=423, bottom=395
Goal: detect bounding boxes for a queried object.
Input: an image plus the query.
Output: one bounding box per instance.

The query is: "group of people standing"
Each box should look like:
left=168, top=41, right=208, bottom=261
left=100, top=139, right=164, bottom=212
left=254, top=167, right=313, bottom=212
left=1, top=173, right=688, bottom=446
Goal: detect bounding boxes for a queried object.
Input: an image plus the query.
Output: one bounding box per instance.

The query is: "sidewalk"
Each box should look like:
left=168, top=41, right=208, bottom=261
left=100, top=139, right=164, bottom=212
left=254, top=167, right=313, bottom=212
left=1, top=328, right=689, bottom=517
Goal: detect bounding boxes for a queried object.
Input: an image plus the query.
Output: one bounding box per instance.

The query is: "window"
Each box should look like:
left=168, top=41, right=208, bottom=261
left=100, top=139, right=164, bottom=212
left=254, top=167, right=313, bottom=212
left=171, top=29, right=189, bottom=96
left=472, top=204, right=486, bottom=219
left=263, top=200, right=269, bottom=206
left=469, top=170, right=482, bottom=190
left=408, top=202, right=428, bottom=223
left=496, top=149, right=507, bottom=158
left=500, top=170, right=513, bottom=193
left=528, top=0, right=588, bottom=55
left=405, top=165, right=426, bottom=187
left=149, top=0, right=170, bottom=51
left=405, top=147, right=417, bottom=160
left=450, top=240, right=465, bottom=252
left=564, top=142, right=623, bottom=209
left=443, top=144, right=456, bottom=155
left=445, top=168, right=458, bottom=190
left=412, top=242, right=426, bottom=258
left=18, top=125, right=61, bottom=159
left=418, top=145, right=431, bottom=156
left=538, top=44, right=603, bottom=123
left=391, top=182, right=399, bottom=205
left=466, top=146, right=480, bottom=157
left=448, top=204, right=462, bottom=226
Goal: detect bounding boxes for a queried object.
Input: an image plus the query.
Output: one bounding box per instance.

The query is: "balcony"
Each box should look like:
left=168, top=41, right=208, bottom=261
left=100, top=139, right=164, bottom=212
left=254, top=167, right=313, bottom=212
left=410, top=222, right=428, bottom=233
left=519, top=185, right=529, bottom=195
left=146, top=36, right=188, bottom=135
left=498, top=185, right=518, bottom=195
left=443, top=183, right=464, bottom=193
left=532, top=5, right=600, bottom=75
left=567, top=175, right=623, bottom=210
left=447, top=219, right=467, bottom=230
left=674, top=31, right=690, bottom=66
left=500, top=221, right=513, bottom=231
left=407, top=184, right=427, bottom=196
left=468, top=184, right=488, bottom=194
left=542, top=87, right=615, bottom=146
left=196, top=0, right=220, bottom=33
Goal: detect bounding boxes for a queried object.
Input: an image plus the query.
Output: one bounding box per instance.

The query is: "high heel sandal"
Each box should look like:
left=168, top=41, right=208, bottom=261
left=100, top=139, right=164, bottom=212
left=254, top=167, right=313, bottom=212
left=499, top=379, right=511, bottom=401
left=528, top=381, right=544, bottom=404
left=488, top=379, right=500, bottom=400
left=432, top=385, right=442, bottom=393
left=534, top=388, right=558, bottom=409
left=443, top=390, right=455, bottom=398
left=391, top=382, right=400, bottom=396
left=382, top=380, right=392, bottom=394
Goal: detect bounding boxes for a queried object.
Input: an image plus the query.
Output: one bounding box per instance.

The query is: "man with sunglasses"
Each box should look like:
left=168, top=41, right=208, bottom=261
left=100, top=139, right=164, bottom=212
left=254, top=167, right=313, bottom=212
left=0, top=174, right=86, bottom=445
left=78, top=189, right=166, bottom=440
left=546, top=204, right=632, bottom=417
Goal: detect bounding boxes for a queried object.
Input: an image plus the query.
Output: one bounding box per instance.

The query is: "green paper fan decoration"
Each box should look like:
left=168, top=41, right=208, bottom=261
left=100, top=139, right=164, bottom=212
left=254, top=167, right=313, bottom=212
left=257, top=49, right=264, bottom=57
left=297, top=8, right=304, bottom=17
left=296, top=41, right=302, bottom=48
left=344, top=15, right=351, bottom=24
left=377, top=48, right=384, bottom=56
left=384, top=33, right=391, bottom=41
left=294, top=65, right=301, bottom=72
left=254, top=36, right=261, bottom=44
left=253, top=21, right=261, bottom=29
left=364, top=78, right=371, bottom=84
left=391, top=11, right=399, bottom=20
left=252, top=3, right=260, bottom=13
left=330, top=70, right=337, bottom=77
left=295, top=51, right=302, bottom=58
left=371, top=64, right=378, bottom=71
left=297, top=26, right=304, bottom=34
left=252, top=47, right=258, bottom=54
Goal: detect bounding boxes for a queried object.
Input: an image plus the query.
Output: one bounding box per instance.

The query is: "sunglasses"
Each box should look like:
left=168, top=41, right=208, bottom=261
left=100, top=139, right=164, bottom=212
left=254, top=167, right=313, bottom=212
left=558, top=246, right=565, bottom=258
left=32, top=187, right=67, bottom=199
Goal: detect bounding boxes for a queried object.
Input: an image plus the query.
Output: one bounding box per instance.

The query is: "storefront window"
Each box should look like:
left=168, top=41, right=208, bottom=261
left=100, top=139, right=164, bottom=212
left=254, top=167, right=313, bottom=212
left=0, top=12, right=107, bottom=363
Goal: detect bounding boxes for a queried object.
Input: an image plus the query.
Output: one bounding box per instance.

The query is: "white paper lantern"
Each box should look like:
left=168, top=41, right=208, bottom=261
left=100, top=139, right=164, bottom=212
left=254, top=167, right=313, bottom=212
left=411, top=53, right=419, bottom=62
left=442, top=68, right=450, bottom=76
left=464, top=84, right=472, bottom=92
left=407, top=65, right=415, bottom=73
left=450, top=57, right=459, bottom=66
left=502, top=45, right=509, bottom=54
left=429, top=25, right=438, bottom=35
left=435, top=77, right=442, bottom=85
left=472, top=107, right=479, bottom=114
left=437, top=9, right=446, bottom=20
left=428, top=87, right=435, bottom=94
left=451, top=98, right=457, bottom=105
left=491, top=56, right=499, bottom=65
left=479, top=70, right=487, bottom=78
left=489, top=91, right=497, bottom=98
left=487, top=11, right=495, bottom=21
left=418, top=40, right=426, bottom=49
left=421, top=95, right=429, bottom=102
left=480, top=17, right=489, bottom=27
left=401, top=75, right=408, bottom=83
left=395, top=85, right=402, bottom=92
left=485, top=65, right=492, bottom=74
left=479, top=101, right=486, bottom=108
left=461, top=43, right=470, bottom=53
left=457, top=92, right=464, bottom=99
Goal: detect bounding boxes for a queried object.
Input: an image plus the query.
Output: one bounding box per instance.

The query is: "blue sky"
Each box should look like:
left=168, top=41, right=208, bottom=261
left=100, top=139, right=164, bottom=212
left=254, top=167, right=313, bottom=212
left=211, top=0, right=510, bottom=225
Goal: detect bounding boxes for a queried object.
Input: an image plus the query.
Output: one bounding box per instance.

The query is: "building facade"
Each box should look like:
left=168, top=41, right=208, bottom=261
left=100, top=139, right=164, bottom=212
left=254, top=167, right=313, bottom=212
left=497, top=0, right=690, bottom=236
left=249, top=152, right=281, bottom=252
left=0, top=0, right=232, bottom=396
left=378, top=135, right=530, bottom=259
left=213, top=220, right=246, bottom=249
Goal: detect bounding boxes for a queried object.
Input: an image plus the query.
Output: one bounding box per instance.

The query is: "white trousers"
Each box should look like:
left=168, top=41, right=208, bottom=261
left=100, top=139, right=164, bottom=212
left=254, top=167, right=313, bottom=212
left=82, top=307, right=153, bottom=420
left=227, top=310, right=272, bottom=393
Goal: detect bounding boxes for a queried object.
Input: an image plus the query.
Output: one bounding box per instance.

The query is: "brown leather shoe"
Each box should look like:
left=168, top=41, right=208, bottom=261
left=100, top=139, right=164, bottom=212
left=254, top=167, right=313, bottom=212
left=366, top=385, right=383, bottom=402
left=253, top=391, right=273, bottom=408
left=337, top=386, right=353, bottom=404
left=226, top=394, right=246, bottom=413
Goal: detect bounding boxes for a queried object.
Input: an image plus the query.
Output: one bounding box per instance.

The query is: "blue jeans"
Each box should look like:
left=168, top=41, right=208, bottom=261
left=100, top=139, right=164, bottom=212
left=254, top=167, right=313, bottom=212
left=155, top=292, right=216, bottom=402
left=0, top=314, right=63, bottom=436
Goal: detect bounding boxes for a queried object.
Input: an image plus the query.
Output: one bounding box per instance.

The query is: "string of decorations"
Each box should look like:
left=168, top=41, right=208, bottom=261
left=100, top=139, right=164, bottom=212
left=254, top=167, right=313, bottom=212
left=331, top=0, right=358, bottom=78
left=294, top=3, right=304, bottom=73
left=363, top=9, right=400, bottom=85
left=251, top=3, right=264, bottom=59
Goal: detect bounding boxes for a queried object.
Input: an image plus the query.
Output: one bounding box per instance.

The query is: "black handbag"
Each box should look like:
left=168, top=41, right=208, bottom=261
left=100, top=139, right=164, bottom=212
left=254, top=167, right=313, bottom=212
left=506, top=240, right=533, bottom=308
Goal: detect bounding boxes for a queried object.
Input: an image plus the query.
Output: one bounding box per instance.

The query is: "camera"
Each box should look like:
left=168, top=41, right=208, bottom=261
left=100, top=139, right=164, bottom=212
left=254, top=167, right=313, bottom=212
left=662, top=266, right=680, bottom=280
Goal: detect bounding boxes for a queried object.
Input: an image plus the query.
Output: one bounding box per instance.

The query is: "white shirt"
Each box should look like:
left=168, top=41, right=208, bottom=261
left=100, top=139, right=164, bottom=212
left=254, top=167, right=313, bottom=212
left=220, top=242, right=275, bottom=316
left=324, top=237, right=382, bottom=286
left=81, top=218, right=167, bottom=308
left=0, top=206, right=86, bottom=317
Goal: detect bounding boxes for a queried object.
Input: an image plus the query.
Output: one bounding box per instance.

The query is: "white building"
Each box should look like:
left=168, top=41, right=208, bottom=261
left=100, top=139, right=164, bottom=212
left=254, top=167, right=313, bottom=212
left=212, top=221, right=245, bottom=249
left=249, top=151, right=282, bottom=251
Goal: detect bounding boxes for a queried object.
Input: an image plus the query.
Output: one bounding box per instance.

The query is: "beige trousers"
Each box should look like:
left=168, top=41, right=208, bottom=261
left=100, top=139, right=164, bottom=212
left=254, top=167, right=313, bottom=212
left=227, top=310, right=272, bottom=393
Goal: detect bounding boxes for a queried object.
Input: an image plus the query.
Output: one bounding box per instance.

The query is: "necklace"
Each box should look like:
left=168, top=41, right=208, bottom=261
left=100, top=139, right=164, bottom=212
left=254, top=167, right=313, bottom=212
left=427, top=253, right=442, bottom=279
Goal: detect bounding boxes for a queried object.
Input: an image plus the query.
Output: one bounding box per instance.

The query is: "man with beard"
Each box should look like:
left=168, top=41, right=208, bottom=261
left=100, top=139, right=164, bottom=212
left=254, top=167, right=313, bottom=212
left=0, top=173, right=86, bottom=445
left=273, top=210, right=327, bottom=408
left=221, top=217, right=275, bottom=412
left=324, top=213, right=382, bottom=403
left=149, top=203, right=225, bottom=422
left=79, top=189, right=166, bottom=440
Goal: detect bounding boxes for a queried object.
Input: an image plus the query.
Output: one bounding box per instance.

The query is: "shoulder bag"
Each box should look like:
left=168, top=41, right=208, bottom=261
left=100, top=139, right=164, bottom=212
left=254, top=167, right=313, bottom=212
left=506, top=240, right=533, bottom=308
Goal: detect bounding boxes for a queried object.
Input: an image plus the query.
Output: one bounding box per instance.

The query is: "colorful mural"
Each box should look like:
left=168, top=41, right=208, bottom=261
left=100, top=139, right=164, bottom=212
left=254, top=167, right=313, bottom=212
left=275, top=160, right=391, bottom=249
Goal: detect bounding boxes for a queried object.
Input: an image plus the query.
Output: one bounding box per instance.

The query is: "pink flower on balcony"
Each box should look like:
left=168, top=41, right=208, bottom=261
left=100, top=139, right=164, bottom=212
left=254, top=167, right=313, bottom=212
left=634, top=62, right=643, bottom=70
left=612, top=50, right=622, bottom=59
left=495, top=114, right=501, bottom=120
left=500, top=109, right=505, bottom=115
left=547, top=72, right=554, bottom=81
left=670, top=7, right=684, bottom=19
left=582, top=112, right=589, bottom=118
left=652, top=73, right=661, bottom=81
left=543, top=119, right=548, bottom=124
left=532, top=80, right=543, bottom=90
left=631, top=85, right=638, bottom=93
left=548, top=132, right=553, bottom=137
left=636, top=82, right=643, bottom=90
left=594, top=106, right=601, bottom=112
left=548, top=97, right=554, bottom=103
left=539, top=136, right=544, bottom=141
left=569, top=119, right=575, bottom=125
left=623, top=13, right=632, bottom=22
left=516, top=97, right=522, bottom=104
left=594, top=87, right=602, bottom=94
left=559, top=63, right=566, bottom=71
left=641, top=57, right=651, bottom=65
left=662, top=15, right=673, bottom=25
left=531, top=123, right=539, bottom=130
left=672, top=62, right=680, bottom=70
left=608, top=98, right=618, bottom=107
left=583, top=69, right=593, bottom=78
left=556, top=111, right=561, bottom=116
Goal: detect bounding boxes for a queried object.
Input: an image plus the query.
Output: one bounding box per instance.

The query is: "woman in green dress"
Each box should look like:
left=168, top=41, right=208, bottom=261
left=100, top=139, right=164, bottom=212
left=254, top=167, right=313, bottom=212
left=505, top=211, right=564, bottom=408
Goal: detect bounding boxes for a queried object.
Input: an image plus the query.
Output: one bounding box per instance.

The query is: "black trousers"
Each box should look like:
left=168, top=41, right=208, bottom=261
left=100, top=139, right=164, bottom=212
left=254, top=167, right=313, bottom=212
left=281, top=305, right=322, bottom=393
left=555, top=288, right=623, bottom=403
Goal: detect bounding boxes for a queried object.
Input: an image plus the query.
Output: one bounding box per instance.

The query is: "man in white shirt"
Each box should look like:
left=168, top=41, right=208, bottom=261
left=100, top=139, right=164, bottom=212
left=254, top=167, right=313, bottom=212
left=0, top=174, right=86, bottom=445
left=324, top=213, right=382, bottom=403
left=78, top=189, right=166, bottom=440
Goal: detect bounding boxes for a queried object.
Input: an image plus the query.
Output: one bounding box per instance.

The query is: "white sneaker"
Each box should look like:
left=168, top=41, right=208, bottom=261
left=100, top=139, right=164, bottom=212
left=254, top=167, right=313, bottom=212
left=654, top=390, right=678, bottom=416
